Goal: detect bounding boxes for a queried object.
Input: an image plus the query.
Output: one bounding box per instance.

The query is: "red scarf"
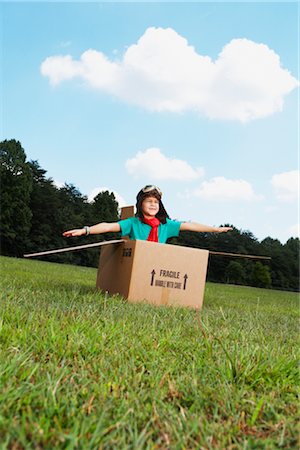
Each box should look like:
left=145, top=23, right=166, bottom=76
left=143, top=217, right=160, bottom=242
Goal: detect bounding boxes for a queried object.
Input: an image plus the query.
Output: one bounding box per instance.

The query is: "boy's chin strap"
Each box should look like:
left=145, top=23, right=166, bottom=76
left=142, top=217, right=160, bottom=242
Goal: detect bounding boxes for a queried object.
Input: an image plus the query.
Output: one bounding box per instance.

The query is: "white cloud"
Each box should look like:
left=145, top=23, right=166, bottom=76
left=288, top=223, right=299, bottom=238
left=41, top=51, right=120, bottom=89
left=88, top=187, right=127, bottom=207
left=192, top=176, right=262, bottom=201
left=271, top=170, right=299, bottom=202
left=125, top=147, right=204, bottom=181
left=41, top=27, right=298, bottom=122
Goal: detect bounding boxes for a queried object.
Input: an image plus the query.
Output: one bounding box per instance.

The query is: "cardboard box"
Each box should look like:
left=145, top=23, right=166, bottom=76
left=120, top=205, right=134, bottom=221
left=96, top=240, right=209, bottom=309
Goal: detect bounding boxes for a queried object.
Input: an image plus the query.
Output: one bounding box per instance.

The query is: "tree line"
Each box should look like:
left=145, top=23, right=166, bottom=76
left=1, top=139, right=299, bottom=292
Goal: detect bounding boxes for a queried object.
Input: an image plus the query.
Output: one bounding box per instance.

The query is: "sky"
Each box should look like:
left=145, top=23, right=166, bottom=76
left=1, top=1, right=299, bottom=244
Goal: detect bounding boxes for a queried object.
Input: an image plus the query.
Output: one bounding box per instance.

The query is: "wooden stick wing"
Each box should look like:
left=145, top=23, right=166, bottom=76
left=209, top=251, right=271, bottom=260
left=23, top=240, right=125, bottom=258
left=24, top=240, right=270, bottom=260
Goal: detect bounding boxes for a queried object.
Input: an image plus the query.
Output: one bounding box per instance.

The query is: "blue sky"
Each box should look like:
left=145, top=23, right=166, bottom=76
left=1, top=1, right=299, bottom=243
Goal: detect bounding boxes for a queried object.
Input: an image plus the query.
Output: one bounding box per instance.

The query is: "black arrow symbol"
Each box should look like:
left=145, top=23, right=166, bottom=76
left=150, top=269, right=156, bottom=286
left=183, top=274, right=188, bottom=290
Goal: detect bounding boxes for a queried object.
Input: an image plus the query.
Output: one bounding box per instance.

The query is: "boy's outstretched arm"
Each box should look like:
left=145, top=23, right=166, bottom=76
left=180, top=223, right=233, bottom=233
left=63, top=222, right=121, bottom=237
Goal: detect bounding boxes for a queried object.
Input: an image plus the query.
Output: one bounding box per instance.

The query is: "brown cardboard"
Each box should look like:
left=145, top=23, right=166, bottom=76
left=97, top=240, right=209, bottom=309
left=120, top=206, right=134, bottom=220
left=120, top=205, right=134, bottom=241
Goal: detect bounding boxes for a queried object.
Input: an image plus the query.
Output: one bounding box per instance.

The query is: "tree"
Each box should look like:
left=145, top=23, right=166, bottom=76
left=283, top=238, right=299, bottom=290
left=0, top=140, right=32, bottom=256
left=56, top=184, right=96, bottom=267
left=26, top=160, right=64, bottom=253
left=260, top=237, right=292, bottom=290
left=225, top=261, right=245, bottom=285
left=251, top=262, right=272, bottom=288
left=91, top=191, right=119, bottom=223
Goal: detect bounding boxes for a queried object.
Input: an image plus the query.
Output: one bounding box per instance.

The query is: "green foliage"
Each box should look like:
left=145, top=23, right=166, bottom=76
left=91, top=190, right=119, bottom=223
left=0, top=140, right=33, bottom=256
left=225, top=261, right=245, bottom=285
left=260, top=237, right=299, bottom=291
left=0, top=256, right=298, bottom=449
left=251, top=262, right=272, bottom=289
left=27, top=160, right=64, bottom=250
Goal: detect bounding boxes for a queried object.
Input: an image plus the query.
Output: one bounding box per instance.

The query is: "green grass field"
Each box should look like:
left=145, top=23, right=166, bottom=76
left=0, top=256, right=298, bottom=449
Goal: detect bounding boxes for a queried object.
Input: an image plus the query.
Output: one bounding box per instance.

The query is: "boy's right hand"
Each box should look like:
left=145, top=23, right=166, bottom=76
left=63, top=229, right=86, bottom=237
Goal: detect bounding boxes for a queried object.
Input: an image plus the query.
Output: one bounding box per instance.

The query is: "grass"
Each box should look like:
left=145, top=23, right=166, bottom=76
left=0, top=255, right=298, bottom=449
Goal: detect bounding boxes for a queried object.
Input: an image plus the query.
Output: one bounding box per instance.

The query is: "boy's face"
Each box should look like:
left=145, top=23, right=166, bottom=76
left=141, top=196, right=159, bottom=218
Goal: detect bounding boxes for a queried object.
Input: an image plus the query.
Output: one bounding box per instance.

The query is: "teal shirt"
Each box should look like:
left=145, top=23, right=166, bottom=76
left=118, top=217, right=181, bottom=244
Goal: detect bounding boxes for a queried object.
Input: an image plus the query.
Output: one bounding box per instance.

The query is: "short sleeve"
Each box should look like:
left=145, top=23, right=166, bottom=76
left=166, top=219, right=181, bottom=238
left=118, top=218, right=133, bottom=237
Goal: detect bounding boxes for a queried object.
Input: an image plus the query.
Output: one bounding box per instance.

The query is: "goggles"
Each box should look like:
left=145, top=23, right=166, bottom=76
left=142, top=185, right=163, bottom=197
